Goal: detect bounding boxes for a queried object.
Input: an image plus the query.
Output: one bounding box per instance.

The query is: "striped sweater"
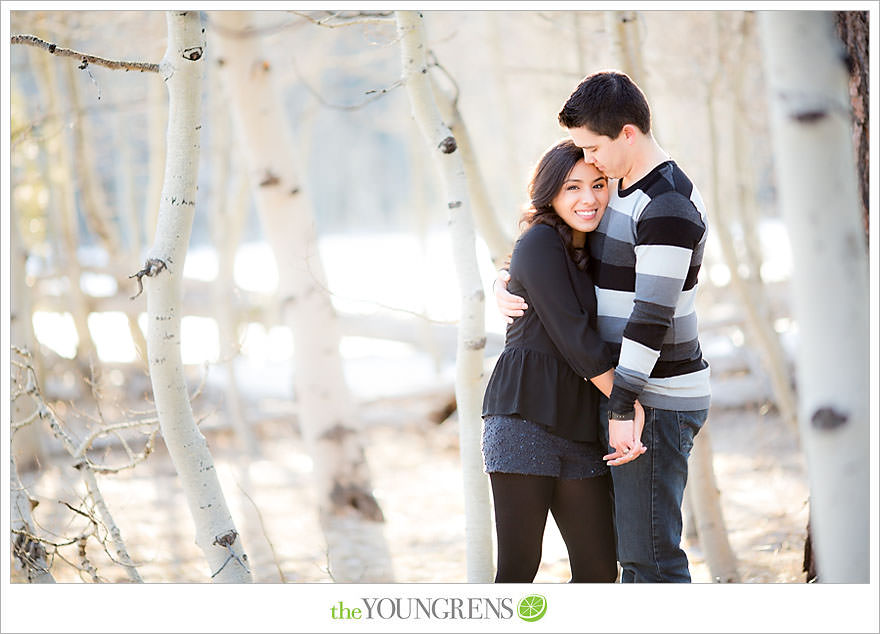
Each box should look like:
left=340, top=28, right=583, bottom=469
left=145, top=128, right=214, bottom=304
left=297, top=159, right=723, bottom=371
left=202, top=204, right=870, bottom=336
left=589, top=160, right=711, bottom=417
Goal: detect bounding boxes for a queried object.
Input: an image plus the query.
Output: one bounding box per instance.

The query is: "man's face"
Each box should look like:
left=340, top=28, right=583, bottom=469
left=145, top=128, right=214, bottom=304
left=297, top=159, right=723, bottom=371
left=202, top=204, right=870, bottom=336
left=568, top=126, right=628, bottom=181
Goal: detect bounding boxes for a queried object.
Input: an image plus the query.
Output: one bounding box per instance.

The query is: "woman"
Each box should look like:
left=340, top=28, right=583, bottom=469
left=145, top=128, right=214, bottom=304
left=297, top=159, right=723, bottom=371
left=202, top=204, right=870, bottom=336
left=481, top=139, right=644, bottom=583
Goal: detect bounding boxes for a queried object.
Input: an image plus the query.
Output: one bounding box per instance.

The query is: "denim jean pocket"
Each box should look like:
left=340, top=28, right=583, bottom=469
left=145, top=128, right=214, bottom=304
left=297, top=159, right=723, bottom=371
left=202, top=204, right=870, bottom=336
left=678, top=409, right=708, bottom=457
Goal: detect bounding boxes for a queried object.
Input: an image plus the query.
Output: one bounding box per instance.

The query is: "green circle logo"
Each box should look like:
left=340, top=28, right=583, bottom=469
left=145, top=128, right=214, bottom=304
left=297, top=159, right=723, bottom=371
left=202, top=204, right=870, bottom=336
left=517, top=594, right=547, bottom=622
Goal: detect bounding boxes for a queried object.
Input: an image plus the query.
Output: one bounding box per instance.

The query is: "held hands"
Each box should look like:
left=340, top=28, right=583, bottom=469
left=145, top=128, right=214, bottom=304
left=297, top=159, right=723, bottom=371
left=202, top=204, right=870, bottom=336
left=603, top=400, right=647, bottom=466
left=494, top=270, right=528, bottom=324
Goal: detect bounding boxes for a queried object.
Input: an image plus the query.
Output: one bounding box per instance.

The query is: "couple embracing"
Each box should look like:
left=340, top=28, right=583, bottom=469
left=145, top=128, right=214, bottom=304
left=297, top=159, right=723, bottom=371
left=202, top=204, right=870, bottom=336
left=482, top=70, right=711, bottom=583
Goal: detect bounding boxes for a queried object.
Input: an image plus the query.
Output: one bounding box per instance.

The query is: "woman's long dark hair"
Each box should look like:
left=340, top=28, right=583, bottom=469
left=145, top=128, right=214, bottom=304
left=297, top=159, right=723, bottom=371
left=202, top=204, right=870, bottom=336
left=517, top=138, right=596, bottom=271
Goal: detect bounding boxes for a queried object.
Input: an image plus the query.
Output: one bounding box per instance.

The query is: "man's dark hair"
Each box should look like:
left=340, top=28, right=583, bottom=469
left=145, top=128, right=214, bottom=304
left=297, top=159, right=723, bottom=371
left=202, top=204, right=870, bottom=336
left=558, top=70, right=651, bottom=138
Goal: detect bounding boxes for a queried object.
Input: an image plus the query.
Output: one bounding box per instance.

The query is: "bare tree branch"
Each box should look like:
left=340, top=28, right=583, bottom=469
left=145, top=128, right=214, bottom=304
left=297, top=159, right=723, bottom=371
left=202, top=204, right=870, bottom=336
left=11, top=34, right=160, bottom=73
left=292, top=10, right=395, bottom=29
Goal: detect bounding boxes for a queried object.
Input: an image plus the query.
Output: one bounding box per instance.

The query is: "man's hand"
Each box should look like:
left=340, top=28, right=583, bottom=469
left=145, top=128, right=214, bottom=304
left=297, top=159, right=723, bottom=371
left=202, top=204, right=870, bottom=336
left=494, top=270, right=528, bottom=324
left=604, top=401, right=647, bottom=466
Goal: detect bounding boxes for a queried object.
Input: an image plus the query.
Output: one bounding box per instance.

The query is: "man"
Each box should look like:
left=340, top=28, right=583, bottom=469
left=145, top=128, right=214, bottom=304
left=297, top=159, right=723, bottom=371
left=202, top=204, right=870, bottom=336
left=495, top=70, right=711, bottom=582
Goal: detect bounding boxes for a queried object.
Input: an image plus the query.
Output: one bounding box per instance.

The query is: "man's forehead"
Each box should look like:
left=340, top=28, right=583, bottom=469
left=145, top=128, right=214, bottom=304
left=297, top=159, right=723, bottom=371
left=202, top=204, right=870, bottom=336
left=568, top=127, right=603, bottom=146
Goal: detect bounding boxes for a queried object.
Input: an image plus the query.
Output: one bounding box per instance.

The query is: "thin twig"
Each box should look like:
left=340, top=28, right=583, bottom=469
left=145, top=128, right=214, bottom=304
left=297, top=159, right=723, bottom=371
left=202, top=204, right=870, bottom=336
left=291, top=10, right=395, bottom=29
left=237, top=481, right=287, bottom=583
left=11, top=34, right=160, bottom=73
left=291, top=55, right=404, bottom=112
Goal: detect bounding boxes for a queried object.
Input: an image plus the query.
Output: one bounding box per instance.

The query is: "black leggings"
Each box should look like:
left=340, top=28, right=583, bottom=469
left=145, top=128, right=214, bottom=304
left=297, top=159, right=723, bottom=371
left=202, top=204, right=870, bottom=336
left=489, top=472, right=618, bottom=583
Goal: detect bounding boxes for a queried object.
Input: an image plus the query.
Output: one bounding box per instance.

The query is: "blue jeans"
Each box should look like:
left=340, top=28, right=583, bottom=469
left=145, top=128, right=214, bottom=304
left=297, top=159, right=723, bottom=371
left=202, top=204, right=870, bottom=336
left=599, top=397, right=708, bottom=583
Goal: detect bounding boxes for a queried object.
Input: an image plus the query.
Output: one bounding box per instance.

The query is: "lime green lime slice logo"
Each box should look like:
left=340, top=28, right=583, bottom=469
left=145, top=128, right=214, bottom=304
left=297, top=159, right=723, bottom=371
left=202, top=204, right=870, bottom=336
left=517, top=594, right=547, bottom=622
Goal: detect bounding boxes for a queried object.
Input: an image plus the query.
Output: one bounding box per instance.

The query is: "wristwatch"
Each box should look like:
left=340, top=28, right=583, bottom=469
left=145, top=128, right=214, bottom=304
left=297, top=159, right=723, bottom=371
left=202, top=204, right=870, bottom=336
left=608, top=411, right=632, bottom=421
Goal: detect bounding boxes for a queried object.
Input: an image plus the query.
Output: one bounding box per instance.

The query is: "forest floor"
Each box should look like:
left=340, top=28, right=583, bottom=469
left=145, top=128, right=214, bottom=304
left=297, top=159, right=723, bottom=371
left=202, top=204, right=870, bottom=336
left=14, top=374, right=810, bottom=585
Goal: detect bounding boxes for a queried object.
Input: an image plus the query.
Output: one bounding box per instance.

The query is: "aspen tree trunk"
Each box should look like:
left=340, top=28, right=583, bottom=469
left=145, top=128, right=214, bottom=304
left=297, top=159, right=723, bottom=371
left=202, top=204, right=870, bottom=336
left=710, top=14, right=798, bottom=431
left=207, top=59, right=256, bottom=456
left=10, top=213, right=46, bottom=472
left=10, top=456, right=55, bottom=583
left=144, top=78, right=167, bottom=246
left=397, top=9, right=494, bottom=583
left=406, top=123, right=445, bottom=374
left=432, top=76, right=512, bottom=268
left=686, top=426, right=740, bottom=582
left=116, top=112, right=143, bottom=267
left=605, top=11, right=647, bottom=93
left=758, top=11, right=869, bottom=583
left=32, top=51, right=97, bottom=364
left=140, top=11, right=251, bottom=583
left=212, top=11, right=391, bottom=582
left=65, top=62, right=148, bottom=361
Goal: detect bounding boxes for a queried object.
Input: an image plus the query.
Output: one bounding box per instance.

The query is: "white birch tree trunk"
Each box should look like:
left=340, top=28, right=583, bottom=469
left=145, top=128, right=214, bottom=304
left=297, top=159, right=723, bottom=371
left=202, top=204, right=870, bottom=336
left=397, top=9, right=494, bottom=583
left=207, top=58, right=257, bottom=456
left=144, top=77, right=167, bottom=246
left=432, top=76, right=513, bottom=268
left=687, top=426, right=740, bottom=582
left=32, top=51, right=97, bottom=364
left=10, top=212, right=46, bottom=471
left=65, top=61, right=148, bottom=361
left=605, top=11, right=647, bottom=94
left=758, top=10, right=869, bottom=583
left=140, top=11, right=251, bottom=583
left=212, top=10, right=390, bottom=582
left=710, top=14, right=798, bottom=431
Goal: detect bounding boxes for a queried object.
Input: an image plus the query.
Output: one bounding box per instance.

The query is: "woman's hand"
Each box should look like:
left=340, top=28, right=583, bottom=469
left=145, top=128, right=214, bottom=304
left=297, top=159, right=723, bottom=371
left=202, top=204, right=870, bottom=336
left=603, top=400, right=647, bottom=466
left=494, top=270, right=528, bottom=324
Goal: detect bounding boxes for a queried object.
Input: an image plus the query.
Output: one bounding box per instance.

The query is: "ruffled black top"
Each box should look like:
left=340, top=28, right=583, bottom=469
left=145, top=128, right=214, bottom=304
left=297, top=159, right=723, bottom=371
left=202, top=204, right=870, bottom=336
left=482, top=224, right=613, bottom=442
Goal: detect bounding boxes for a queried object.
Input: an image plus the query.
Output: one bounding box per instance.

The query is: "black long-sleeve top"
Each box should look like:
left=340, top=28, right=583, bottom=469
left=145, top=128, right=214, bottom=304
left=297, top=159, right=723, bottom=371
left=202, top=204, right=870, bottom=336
left=482, top=223, right=613, bottom=442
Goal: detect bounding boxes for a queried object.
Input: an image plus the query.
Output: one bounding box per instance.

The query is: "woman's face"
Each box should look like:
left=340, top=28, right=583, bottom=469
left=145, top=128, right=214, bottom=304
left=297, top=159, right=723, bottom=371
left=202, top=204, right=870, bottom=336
left=551, top=159, right=609, bottom=234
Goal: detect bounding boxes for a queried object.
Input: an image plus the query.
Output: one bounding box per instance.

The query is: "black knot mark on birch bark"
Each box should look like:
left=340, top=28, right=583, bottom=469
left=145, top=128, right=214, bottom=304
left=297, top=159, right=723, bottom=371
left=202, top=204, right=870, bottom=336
left=183, top=47, right=203, bottom=61
left=329, top=481, right=385, bottom=522
left=320, top=424, right=354, bottom=442
left=213, top=530, right=238, bottom=548
left=259, top=171, right=280, bottom=187
left=128, top=258, right=168, bottom=299
left=464, top=337, right=487, bottom=351
left=438, top=136, right=457, bottom=153
left=811, top=406, right=848, bottom=430
left=793, top=110, right=827, bottom=123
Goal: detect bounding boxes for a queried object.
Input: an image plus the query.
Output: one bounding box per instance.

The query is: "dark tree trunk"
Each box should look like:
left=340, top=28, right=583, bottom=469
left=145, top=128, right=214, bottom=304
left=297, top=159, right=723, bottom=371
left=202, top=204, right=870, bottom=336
left=803, top=510, right=818, bottom=582
left=834, top=11, right=869, bottom=238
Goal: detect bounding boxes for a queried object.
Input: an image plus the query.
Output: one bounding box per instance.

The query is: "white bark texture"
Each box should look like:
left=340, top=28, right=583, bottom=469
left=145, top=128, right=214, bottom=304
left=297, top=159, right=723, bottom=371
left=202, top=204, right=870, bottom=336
left=432, top=76, right=513, bottom=268
left=605, top=11, right=648, bottom=95
left=397, top=9, right=494, bottom=583
left=758, top=11, right=869, bottom=583
left=212, top=11, right=390, bottom=582
left=144, top=78, right=167, bottom=246
left=144, top=11, right=251, bottom=583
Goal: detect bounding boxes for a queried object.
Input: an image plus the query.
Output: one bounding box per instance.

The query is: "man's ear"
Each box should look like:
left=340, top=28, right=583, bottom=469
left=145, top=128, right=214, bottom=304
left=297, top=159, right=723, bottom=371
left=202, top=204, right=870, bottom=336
left=622, top=124, right=639, bottom=144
